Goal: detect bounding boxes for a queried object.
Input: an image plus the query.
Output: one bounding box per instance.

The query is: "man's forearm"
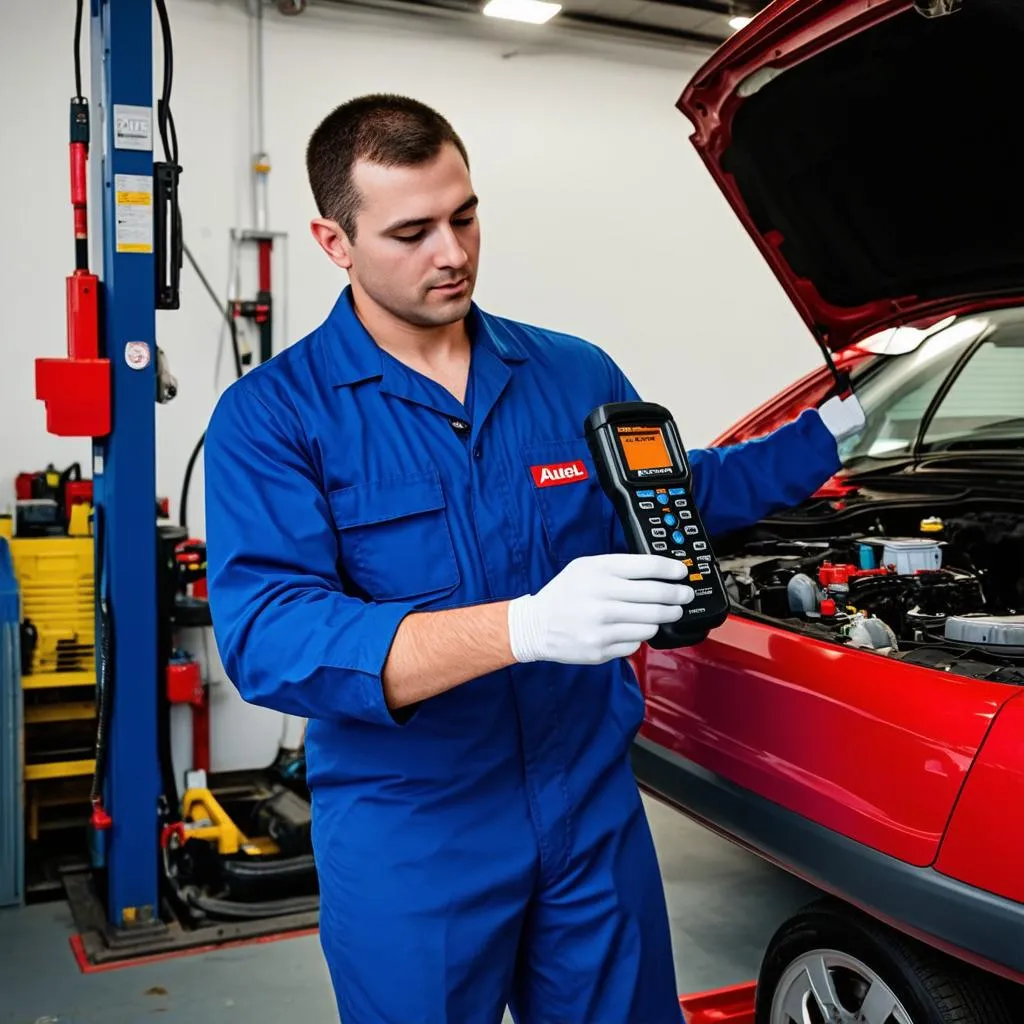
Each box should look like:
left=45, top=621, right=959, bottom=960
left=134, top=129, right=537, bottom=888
left=381, top=601, right=516, bottom=709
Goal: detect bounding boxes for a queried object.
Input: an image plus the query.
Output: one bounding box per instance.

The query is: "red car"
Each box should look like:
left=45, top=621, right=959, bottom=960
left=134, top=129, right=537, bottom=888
left=629, top=1, right=1024, bottom=1021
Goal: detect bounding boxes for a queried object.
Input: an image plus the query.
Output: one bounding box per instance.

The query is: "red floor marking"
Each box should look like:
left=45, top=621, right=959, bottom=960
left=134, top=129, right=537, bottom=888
left=69, top=926, right=320, bottom=974
left=679, top=980, right=757, bottom=1023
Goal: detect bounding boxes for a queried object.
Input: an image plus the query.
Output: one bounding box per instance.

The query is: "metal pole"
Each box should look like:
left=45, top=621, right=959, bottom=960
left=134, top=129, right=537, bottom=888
left=250, top=0, right=269, bottom=232
left=90, top=0, right=161, bottom=930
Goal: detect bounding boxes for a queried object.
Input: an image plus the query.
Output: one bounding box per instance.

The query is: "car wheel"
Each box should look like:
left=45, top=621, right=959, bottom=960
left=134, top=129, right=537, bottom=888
left=754, top=898, right=1019, bottom=1024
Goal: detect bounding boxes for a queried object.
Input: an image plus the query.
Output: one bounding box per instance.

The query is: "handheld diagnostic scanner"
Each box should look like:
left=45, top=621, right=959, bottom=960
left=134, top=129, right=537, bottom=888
left=585, top=401, right=730, bottom=648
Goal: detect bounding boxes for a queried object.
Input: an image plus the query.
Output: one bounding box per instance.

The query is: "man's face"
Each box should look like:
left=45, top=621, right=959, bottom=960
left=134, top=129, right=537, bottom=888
left=314, top=142, right=480, bottom=328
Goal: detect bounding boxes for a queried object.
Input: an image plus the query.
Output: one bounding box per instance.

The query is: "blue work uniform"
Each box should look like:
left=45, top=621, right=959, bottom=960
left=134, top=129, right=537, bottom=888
left=204, top=288, right=841, bottom=1024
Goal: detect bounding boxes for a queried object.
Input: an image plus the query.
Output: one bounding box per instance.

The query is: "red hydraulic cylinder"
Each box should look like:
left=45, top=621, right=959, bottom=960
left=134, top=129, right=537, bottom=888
left=36, top=97, right=111, bottom=439
left=258, top=237, right=273, bottom=292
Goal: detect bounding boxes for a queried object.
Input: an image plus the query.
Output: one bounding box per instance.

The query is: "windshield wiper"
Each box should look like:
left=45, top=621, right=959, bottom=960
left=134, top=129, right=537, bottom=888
left=924, top=436, right=1024, bottom=453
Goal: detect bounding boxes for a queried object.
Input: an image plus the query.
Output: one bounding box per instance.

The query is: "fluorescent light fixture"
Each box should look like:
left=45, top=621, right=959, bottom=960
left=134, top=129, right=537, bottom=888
left=483, top=0, right=562, bottom=23
left=728, top=14, right=752, bottom=29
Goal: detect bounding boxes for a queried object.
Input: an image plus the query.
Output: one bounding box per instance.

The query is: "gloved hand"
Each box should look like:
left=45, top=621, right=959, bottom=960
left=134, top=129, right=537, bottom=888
left=507, top=553, right=695, bottom=666
left=818, top=391, right=866, bottom=442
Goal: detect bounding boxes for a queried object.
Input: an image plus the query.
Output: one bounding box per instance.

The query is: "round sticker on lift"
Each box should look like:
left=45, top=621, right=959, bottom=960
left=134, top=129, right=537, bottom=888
left=124, top=341, right=151, bottom=370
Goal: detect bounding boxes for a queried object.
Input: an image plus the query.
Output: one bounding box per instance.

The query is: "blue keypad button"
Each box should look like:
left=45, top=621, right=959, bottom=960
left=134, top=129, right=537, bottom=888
left=672, top=530, right=685, bottom=545
left=657, top=494, right=669, bottom=505
left=669, top=488, right=686, bottom=496
left=663, top=513, right=677, bottom=527
left=636, top=489, right=655, bottom=498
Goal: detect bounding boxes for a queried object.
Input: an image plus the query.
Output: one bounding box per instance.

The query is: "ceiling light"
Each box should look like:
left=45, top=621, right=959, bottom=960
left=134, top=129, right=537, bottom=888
left=728, top=14, right=752, bottom=29
left=483, top=0, right=562, bottom=23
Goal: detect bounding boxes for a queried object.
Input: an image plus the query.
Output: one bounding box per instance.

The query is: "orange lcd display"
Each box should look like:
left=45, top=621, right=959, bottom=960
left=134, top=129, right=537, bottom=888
left=616, top=425, right=672, bottom=472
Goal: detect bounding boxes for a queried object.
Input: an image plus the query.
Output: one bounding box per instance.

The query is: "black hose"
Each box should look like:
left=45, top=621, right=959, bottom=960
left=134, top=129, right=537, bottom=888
left=187, top=892, right=320, bottom=920
left=153, top=0, right=177, bottom=166
left=221, top=855, right=316, bottom=883
left=90, top=505, right=113, bottom=810
left=179, top=432, right=206, bottom=530
left=73, top=0, right=84, bottom=100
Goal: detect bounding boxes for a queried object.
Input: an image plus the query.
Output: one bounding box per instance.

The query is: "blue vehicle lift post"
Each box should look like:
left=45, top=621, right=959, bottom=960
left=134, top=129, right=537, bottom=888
left=89, top=0, right=161, bottom=930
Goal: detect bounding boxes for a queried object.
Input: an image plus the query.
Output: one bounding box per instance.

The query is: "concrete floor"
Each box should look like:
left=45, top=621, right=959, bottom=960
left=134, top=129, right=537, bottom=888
left=0, top=794, right=819, bottom=1024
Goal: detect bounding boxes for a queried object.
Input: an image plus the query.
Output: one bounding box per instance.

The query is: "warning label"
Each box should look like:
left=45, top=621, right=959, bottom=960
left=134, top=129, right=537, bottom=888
left=114, top=173, right=153, bottom=254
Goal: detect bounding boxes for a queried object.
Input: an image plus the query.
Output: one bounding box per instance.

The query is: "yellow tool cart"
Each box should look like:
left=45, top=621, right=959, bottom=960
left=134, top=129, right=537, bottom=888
left=0, top=507, right=97, bottom=897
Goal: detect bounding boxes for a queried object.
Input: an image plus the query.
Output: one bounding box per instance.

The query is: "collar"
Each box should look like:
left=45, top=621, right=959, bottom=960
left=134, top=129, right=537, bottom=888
left=321, top=286, right=529, bottom=388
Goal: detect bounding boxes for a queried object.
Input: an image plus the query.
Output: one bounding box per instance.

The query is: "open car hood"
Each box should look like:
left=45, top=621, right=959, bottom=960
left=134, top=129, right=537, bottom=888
left=680, top=0, right=1024, bottom=351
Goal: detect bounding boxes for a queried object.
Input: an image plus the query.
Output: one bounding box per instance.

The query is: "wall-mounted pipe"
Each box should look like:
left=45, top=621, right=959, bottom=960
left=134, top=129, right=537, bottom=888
left=249, top=0, right=270, bottom=233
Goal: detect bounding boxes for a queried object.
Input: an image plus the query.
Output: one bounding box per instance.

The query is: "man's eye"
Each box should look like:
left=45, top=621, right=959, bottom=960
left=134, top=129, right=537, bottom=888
left=453, top=217, right=475, bottom=228
left=395, top=232, right=424, bottom=244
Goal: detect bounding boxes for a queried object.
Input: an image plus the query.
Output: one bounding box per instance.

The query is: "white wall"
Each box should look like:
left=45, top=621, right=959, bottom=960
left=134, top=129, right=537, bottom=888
left=0, top=0, right=820, bottom=540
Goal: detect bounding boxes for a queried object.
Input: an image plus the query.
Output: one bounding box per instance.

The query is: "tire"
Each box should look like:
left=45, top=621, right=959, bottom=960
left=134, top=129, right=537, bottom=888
left=754, top=897, right=1021, bottom=1024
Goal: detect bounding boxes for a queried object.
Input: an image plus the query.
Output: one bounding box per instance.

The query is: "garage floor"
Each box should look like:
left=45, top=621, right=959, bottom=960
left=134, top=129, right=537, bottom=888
left=0, top=794, right=820, bottom=1024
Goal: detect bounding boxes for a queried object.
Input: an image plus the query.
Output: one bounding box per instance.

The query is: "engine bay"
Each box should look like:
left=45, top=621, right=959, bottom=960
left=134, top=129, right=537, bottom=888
left=717, top=506, right=1024, bottom=684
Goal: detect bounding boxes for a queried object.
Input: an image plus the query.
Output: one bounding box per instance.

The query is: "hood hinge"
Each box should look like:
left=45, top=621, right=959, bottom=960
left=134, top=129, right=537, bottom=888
left=913, top=0, right=961, bottom=17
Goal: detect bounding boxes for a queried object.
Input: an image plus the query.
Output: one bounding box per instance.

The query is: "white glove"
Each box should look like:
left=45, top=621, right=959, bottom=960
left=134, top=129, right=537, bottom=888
left=507, top=553, right=696, bottom=666
left=818, top=392, right=866, bottom=442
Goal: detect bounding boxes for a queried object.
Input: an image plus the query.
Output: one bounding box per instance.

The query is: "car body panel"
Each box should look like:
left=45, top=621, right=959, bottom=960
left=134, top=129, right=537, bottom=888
left=633, top=735, right=1024, bottom=984
left=934, top=691, right=1024, bottom=904
left=632, top=617, right=1013, bottom=867
left=678, top=0, right=1024, bottom=351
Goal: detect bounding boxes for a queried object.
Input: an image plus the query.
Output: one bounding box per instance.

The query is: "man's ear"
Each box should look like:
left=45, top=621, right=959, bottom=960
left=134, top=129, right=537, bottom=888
left=310, top=217, right=353, bottom=270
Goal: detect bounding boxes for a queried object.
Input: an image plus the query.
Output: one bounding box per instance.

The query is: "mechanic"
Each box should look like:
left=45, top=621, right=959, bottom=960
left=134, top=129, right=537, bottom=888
left=204, top=94, right=865, bottom=1024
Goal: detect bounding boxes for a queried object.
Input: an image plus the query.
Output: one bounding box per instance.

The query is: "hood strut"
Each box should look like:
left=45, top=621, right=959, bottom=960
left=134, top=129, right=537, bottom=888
left=814, top=331, right=851, bottom=399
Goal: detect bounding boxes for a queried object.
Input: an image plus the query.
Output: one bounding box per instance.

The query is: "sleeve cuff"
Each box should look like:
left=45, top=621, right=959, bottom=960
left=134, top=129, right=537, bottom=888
left=350, top=600, right=419, bottom=728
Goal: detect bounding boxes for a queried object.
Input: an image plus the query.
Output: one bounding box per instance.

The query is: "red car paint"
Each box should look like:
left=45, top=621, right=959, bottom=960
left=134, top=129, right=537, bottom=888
left=632, top=0, right=1024, bottom=986
left=635, top=617, right=1011, bottom=867
left=935, top=692, right=1024, bottom=906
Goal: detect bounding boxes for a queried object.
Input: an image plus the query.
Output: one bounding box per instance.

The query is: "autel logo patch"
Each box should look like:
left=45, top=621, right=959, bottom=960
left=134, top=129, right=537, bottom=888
left=531, top=460, right=590, bottom=488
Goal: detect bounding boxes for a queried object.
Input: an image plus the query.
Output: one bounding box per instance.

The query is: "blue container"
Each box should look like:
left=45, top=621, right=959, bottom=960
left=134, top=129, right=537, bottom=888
left=0, top=537, right=23, bottom=907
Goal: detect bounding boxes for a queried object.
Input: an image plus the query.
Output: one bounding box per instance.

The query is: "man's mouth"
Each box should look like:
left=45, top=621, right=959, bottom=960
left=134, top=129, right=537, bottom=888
left=430, top=278, right=468, bottom=295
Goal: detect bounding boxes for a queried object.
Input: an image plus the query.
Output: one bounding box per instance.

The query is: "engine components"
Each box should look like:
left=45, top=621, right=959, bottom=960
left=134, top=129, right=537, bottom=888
left=718, top=509, right=1023, bottom=663
left=944, top=614, right=1024, bottom=649
left=787, top=573, right=819, bottom=615
left=845, top=612, right=899, bottom=652
left=881, top=538, right=943, bottom=574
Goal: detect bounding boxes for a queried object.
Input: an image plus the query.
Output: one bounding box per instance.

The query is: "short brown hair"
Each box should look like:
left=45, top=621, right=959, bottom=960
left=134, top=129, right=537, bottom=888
left=306, top=94, right=470, bottom=239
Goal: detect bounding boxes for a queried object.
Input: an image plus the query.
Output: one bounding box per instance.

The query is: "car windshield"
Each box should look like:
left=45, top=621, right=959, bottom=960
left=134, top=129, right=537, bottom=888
left=837, top=311, right=1024, bottom=464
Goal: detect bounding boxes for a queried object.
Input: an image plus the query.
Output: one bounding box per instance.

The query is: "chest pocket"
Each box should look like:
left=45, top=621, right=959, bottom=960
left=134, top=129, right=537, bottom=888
left=328, top=470, right=460, bottom=603
left=520, top=436, right=614, bottom=570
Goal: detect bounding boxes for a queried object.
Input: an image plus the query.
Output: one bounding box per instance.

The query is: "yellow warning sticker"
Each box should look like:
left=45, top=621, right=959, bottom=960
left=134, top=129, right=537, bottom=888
left=114, top=173, right=153, bottom=254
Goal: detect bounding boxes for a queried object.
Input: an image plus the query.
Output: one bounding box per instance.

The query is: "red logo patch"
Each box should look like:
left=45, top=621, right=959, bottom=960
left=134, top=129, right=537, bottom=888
left=531, top=460, right=589, bottom=488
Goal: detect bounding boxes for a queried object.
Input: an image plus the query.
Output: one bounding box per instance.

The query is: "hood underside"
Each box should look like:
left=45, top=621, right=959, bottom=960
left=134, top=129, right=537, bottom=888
left=680, top=0, right=1024, bottom=351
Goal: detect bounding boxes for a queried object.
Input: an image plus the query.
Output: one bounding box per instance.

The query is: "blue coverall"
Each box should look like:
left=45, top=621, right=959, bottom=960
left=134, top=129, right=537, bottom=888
left=204, top=288, right=841, bottom=1024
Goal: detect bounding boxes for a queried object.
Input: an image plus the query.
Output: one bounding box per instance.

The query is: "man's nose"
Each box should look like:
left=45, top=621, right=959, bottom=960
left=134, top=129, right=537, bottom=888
left=434, top=226, right=469, bottom=269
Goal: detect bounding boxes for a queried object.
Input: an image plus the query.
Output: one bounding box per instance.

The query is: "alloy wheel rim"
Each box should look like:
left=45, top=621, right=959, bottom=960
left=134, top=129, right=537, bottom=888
left=770, top=948, right=915, bottom=1024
